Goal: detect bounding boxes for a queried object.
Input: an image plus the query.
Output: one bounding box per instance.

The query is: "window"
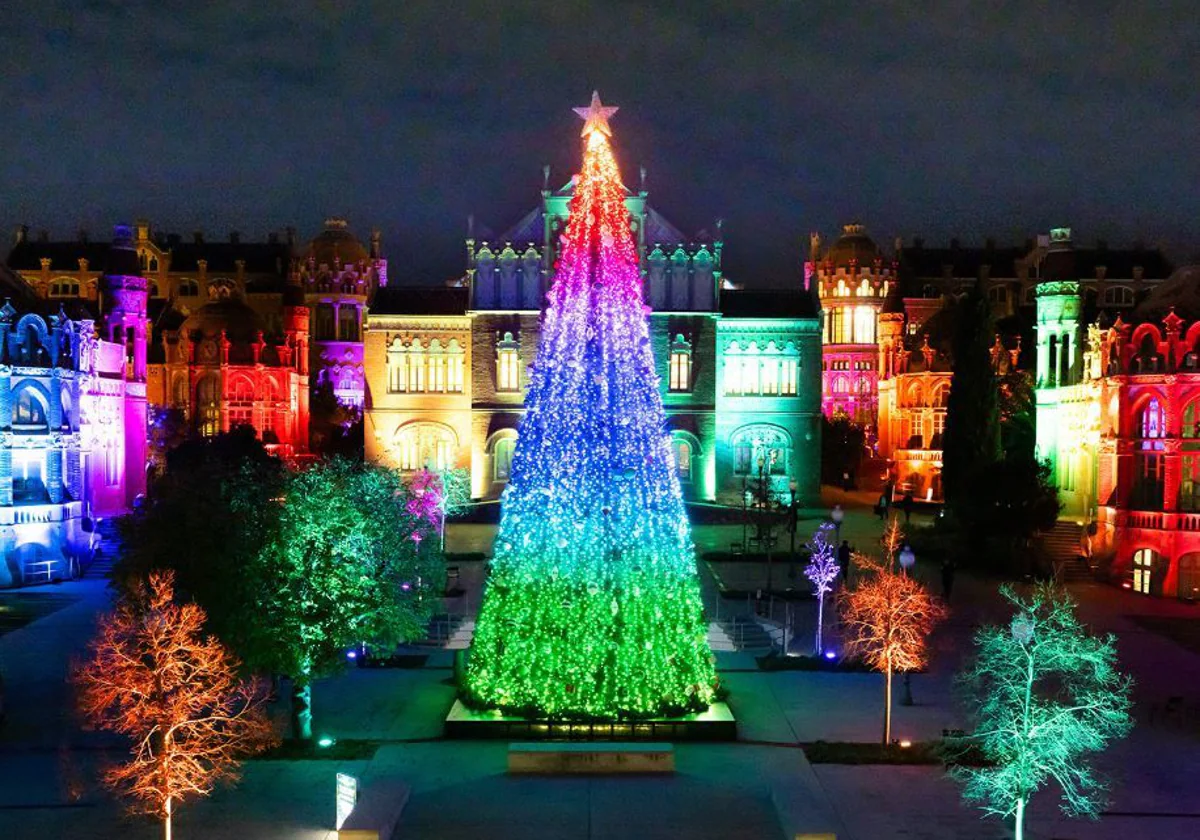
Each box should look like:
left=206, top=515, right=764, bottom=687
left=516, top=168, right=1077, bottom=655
left=197, top=376, right=221, bottom=437
left=669, top=335, right=692, bottom=392
left=12, top=389, right=47, bottom=430
left=493, top=435, right=516, bottom=481
left=853, top=305, right=876, bottom=343
left=49, top=278, right=80, bottom=298
left=315, top=305, right=336, bottom=341
left=1103, top=286, right=1134, bottom=307
left=497, top=332, right=521, bottom=392
left=393, top=423, right=457, bottom=472
left=1132, top=398, right=1165, bottom=510
left=179, top=279, right=199, bottom=297
left=1178, top=554, right=1200, bottom=601
left=149, top=282, right=161, bottom=298
left=104, top=445, right=120, bottom=487
left=724, top=341, right=801, bottom=396
left=1132, top=548, right=1158, bottom=596
left=228, top=378, right=254, bottom=433
left=338, top=306, right=359, bottom=342
left=671, top=434, right=694, bottom=482
left=388, top=337, right=465, bottom=394
left=987, top=285, right=1009, bottom=304
left=731, top=425, right=790, bottom=478
left=1182, top=456, right=1200, bottom=512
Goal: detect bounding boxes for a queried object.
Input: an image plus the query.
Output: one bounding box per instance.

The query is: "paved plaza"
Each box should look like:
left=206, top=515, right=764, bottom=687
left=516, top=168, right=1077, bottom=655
left=1, top=494, right=1198, bottom=839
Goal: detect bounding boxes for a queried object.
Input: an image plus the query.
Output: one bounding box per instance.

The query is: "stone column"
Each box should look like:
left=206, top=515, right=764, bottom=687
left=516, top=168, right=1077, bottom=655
left=46, top=433, right=63, bottom=504
left=0, top=365, right=11, bottom=507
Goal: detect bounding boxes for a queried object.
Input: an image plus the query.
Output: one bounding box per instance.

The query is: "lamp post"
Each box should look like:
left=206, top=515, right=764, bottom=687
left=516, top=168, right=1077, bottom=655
left=787, top=480, right=799, bottom=575
left=900, top=543, right=916, bottom=706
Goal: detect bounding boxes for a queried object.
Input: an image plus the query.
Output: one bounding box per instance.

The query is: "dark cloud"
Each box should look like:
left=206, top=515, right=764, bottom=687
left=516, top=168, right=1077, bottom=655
left=5, top=1, right=1200, bottom=284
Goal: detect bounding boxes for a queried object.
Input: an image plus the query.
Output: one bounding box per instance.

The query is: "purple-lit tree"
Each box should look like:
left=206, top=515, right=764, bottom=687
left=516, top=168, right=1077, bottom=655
left=464, top=94, right=717, bottom=718
left=804, top=521, right=840, bottom=654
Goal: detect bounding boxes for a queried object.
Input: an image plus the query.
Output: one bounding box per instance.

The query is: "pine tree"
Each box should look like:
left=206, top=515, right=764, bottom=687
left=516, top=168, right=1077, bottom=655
left=942, top=279, right=1001, bottom=520
left=464, top=93, right=717, bottom=718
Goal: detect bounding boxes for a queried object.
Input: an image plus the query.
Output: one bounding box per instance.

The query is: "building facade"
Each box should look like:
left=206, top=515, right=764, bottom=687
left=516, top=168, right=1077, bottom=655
left=0, top=225, right=147, bottom=586
left=364, top=175, right=823, bottom=507
left=7, top=218, right=387, bottom=452
left=1036, top=230, right=1199, bottom=599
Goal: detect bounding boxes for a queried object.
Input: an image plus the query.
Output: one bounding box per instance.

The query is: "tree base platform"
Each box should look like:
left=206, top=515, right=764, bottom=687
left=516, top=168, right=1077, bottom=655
left=444, top=700, right=736, bottom=741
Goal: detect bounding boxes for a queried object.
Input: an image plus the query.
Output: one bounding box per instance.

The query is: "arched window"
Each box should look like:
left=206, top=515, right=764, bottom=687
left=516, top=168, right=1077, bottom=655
left=179, top=279, right=200, bottom=297
left=12, top=387, right=48, bottom=431
left=393, top=422, right=457, bottom=472
left=1178, top=554, right=1200, bottom=601
left=731, top=424, right=790, bottom=478
left=491, top=432, right=517, bottom=482
left=197, top=375, right=221, bottom=437
left=496, top=332, right=521, bottom=392
left=1132, top=397, right=1165, bottom=510
left=669, top=334, right=692, bottom=392
left=338, top=306, right=359, bottom=342
left=49, top=278, right=80, bottom=298
left=1132, top=548, right=1159, bottom=596
left=671, top=432, right=698, bottom=483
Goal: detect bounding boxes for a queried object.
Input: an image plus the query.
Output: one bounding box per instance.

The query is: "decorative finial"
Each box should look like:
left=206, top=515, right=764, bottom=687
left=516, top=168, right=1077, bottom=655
left=573, top=90, right=619, bottom=138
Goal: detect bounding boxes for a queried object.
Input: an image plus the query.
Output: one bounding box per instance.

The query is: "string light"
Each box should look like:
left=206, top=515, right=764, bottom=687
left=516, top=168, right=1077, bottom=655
left=464, top=93, right=718, bottom=718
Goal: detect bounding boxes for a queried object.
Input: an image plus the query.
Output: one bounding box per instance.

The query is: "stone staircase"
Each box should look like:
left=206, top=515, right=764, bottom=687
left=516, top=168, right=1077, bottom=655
left=710, top=614, right=776, bottom=653
left=416, top=613, right=475, bottom=649
left=82, top=517, right=122, bottom=580
left=1037, top=520, right=1092, bottom=583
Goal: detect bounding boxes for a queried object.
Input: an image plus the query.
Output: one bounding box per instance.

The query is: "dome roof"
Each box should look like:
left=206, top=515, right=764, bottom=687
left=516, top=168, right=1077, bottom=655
left=825, top=223, right=881, bottom=268
left=1132, top=265, right=1200, bottom=322
left=304, top=218, right=369, bottom=267
left=181, top=296, right=264, bottom=343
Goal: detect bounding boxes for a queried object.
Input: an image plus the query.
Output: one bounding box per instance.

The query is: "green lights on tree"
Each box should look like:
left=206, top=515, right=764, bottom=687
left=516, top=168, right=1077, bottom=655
left=952, top=584, right=1133, bottom=840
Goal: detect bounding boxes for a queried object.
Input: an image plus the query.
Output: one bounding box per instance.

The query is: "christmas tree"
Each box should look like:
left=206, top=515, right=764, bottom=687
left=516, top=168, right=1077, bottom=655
left=464, top=93, right=717, bottom=718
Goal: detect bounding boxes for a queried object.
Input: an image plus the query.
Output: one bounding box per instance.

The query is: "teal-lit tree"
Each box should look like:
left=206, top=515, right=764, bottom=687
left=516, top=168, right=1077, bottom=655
left=953, top=584, right=1134, bottom=840
left=250, top=459, right=444, bottom=740
left=464, top=93, right=717, bottom=718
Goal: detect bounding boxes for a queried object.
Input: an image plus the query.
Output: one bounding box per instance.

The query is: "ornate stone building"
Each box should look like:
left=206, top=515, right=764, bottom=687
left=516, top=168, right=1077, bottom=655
left=6, top=218, right=386, bottom=451
left=364, top=175, right=823, bottom=506
left=1036, top=231, right=1200, bottom=599
left=0, top=225, right=147, bottom=586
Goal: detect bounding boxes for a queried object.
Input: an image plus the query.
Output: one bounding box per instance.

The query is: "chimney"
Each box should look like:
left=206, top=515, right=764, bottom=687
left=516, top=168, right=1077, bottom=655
left=229, top=231, right=240, bottom=245
left=370, top=228, right=382, bottom=258
left=193, top=230, right=204, bottom=245
left=13, top=224, right=27, bottom=245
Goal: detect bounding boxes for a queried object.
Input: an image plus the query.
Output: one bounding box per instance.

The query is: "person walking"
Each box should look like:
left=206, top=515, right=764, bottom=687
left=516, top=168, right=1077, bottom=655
left=838, top=539, right=853, bottom=585
left=875, top=491, right=889, bottom=521
left=901, top=491, right=914, bottom=523
left=941, top=558, right=956, bottom=601
left=842, top=470, right=853, bottom=492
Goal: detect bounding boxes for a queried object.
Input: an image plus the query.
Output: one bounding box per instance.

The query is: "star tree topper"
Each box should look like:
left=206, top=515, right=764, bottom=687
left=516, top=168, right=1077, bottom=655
left=574, top=90, right=619, bottom=138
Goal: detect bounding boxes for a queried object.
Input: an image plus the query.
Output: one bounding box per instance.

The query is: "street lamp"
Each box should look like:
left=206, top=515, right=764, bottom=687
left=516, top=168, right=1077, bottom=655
left=831, top=504, right=845, bottom=544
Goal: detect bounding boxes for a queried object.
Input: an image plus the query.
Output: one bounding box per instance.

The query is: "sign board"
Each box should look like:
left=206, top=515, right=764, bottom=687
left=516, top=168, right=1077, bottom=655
left=335, top=772, right=358, bottom=830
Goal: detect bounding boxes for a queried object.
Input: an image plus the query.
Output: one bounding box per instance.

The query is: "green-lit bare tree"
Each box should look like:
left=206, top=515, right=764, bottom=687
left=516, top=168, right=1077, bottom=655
left=952, top=584, right=1134, bottom=840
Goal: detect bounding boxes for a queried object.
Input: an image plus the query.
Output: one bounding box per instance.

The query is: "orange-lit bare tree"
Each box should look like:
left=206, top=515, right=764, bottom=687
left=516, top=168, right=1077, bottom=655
left=74, top=571, right=277, bottom=840
left=841, top=553, right=947, bottom=744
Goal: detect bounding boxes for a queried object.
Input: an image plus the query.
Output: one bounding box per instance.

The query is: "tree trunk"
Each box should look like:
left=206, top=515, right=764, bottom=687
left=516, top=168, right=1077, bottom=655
left=814, top=593, right=824, bottom=655
left=290, top=678, right=312, bottom=741
left=1014, top=796, right=1025, bottom=840
left=164, top=796, right=172, bottom=840
left=884, top=663, right=893, bottom=745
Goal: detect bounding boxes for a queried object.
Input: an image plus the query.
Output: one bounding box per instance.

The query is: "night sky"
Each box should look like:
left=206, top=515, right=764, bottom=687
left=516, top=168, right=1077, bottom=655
left=7, top=1, right=1200, bottom=286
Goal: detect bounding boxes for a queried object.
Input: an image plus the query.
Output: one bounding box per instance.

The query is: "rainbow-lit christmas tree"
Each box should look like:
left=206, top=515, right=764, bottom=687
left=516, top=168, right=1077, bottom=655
left=464, top=94, right=718, bottom=718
